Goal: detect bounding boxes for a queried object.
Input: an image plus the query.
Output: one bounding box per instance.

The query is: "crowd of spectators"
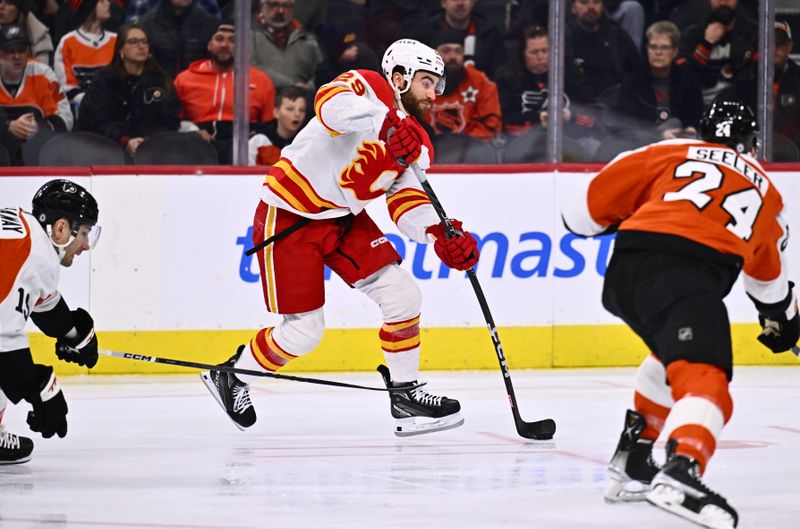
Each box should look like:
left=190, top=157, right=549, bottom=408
left=0, top=0, right=797, bottom=166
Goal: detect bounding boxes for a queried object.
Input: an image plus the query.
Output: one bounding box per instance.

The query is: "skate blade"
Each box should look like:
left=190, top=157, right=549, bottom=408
left=200, top=371, right=249, bottom=432
left=0, top=455, right=32, bottom=465
left=647, top=484, right=736, bottom=529
left=393, top=413, right=464, bottom=437
left=604, top=477, right=651, bottom=503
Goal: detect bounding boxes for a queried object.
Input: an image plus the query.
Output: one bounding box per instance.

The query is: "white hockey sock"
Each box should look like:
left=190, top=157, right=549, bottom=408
left=383, top=348, right=420, bottom=383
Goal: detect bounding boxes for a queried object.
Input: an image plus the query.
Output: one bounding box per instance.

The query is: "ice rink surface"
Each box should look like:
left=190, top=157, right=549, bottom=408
left=1, top=366, right=798, bottom=529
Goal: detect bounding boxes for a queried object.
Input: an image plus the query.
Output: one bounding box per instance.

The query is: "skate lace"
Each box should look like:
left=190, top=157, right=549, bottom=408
left=412, top=387, right=443, bottom=407
left=232, top=385, right=252, bottom=413
left=0, top=427, right=20, bottom=450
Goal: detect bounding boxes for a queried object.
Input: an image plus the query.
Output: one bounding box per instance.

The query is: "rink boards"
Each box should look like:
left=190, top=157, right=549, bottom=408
left=2, top=164, right=799, bottom=375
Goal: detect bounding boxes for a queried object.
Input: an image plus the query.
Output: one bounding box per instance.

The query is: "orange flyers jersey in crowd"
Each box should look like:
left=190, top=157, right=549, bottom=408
left=260, top=69, right=440, bottom=243
left=54, top=30, right=116, bottom=93
left=174, top=60, right=275, bottom=125
left=0, top=60, right=73, bottom=130
left=0, top=208, right=62, bottom=353
left=423, top=63, right=501, bottom=140
left=562, top=139, right=790, bottom=306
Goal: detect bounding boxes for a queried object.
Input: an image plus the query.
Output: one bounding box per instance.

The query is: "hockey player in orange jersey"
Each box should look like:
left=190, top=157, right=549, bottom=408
left=201, top=38, right=481, bottom=437
left=562, top=100, right=798, bottom=529
left=0, top=180, right=103, bottom=464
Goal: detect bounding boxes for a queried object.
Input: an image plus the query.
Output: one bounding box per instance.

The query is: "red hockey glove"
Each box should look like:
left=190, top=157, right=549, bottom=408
left=426, top=219, right=480, bottom=271
left=380, top=108, right=422, bottom=166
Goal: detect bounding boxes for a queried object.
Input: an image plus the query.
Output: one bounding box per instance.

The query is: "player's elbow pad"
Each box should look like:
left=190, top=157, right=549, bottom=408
left=30, top=297, right=74, bottom=338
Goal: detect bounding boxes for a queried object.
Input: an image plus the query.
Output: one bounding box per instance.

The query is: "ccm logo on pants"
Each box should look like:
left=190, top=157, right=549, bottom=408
left=370, top=236, right=389, bottom=248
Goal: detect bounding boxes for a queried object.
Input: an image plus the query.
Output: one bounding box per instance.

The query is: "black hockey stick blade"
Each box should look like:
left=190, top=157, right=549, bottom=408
left=516, top=416, right=557, bottom=440
left=98, top=350, right=425, bottom=392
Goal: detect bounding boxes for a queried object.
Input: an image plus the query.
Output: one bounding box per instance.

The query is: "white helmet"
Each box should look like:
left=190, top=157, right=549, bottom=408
left=381, top=39, right=446, bottom=96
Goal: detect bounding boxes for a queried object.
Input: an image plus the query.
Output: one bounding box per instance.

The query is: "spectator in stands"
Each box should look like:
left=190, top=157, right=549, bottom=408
left=565, top=0, right=643, bottom=99
left=77, top=23, right=180, bottom=159
left=496, top=25, right=595, bottom=136
left=614, top=20, right=703, bottom=139
left=139, top=0, right=218, bottom=79
left=314, top=22, right=379, bottom=85
left=669, top=0, right=755, bottom=34
left=0, top=0, right=53, bottom=65
left=175, top=21, right=275, bottom=164
left=419, top=0, right=505, bottom=78
left=424, top=28, right=501, bottom=143
left=54, top=0, right=116, bottom=111
left=0, top=24, right=71, bottom=164
left=604, top=0, right=645, bottom=49
left=54, top=0, right=124, bottom=44
left=251, top=0, right=321, bottom=90
left=248, top=84, right=306, bottom=165
left=677, top=0, right=756, bottom=104
left=126, top=0, right=219, bottom=21
left=719, top=21, right=800, bottom=155
left=366, top=0, right=436, bottom=57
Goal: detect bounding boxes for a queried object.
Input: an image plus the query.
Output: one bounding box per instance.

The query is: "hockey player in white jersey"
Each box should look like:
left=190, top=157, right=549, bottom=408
left=0, top=180, right=101, bottom=464
left=202, top=39, right=480, bottom=436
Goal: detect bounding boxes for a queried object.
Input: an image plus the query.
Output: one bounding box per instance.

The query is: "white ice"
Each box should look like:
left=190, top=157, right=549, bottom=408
left=1, top=366, right=798, bottom=529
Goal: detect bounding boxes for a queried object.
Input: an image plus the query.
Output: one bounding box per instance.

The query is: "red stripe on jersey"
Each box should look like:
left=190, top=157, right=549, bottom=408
left=357, top=69, right=396, bottom=109
left=0, top=211, right=31, bottom=304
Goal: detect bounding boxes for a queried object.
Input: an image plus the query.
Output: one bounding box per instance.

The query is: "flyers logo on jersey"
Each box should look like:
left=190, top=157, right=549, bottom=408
left=338, top=141, right=401, bottom=201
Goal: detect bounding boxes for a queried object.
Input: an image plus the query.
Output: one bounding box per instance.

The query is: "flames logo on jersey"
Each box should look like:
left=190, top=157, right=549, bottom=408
left=338, top=141, right=401, bottom=201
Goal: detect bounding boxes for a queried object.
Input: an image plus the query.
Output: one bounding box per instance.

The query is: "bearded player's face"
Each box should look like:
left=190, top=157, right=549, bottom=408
left=400, top=71, right=439, bottom=119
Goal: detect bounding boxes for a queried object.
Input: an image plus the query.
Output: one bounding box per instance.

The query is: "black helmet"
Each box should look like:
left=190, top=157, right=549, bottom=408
left=32, top=179, right=99, bottom=230
left=699, top=99, right=758, bottom=154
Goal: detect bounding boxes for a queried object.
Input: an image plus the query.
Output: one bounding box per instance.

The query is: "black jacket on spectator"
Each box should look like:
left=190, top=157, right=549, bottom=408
left=719, top=58, right=800, bottom=151
left=565, top=16, right=643, bottom=99
left=496, top=64, right=595, bottom=132
left=614, top=63, right=704, bottom=130
left=315, top=42, right=380, bottom=86
left=77, top=67, right=180, bottom=147
left=418, top=11, right=506, bottom=78
left=677, top=17, right=757, bottom=103
left=139, top=0, right=218, bottom=79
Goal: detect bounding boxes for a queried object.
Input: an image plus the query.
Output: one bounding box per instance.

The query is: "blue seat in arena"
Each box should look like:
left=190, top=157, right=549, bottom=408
left=134, top=131, right=219, bottom=165
left=36, top=131, right=125, bottom=166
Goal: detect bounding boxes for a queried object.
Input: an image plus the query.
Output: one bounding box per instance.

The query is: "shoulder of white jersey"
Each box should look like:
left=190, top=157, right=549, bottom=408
left=25, top=59, right=59, bottom=79
left=354, top=69, right=395, bottom=108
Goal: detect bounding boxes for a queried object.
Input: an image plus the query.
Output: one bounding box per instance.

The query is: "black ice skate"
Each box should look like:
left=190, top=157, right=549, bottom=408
left=200, top=345, right=256, bottom=431
left=0, top=425, right=33, bottom=465
left=377, top=364, right=463, bottom=437
left=605, top=409, right=660, bottom=502
left=647, top=453, right=738, bottom=529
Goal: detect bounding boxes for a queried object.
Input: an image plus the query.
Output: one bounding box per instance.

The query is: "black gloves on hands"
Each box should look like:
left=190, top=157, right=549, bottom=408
left=55, top=308, right=98, bottom=368
left=26, top=364, right=68, bottom=439
left=757, top=282, right=799, bottom=353
left=758, top=312, right=800, bottom=353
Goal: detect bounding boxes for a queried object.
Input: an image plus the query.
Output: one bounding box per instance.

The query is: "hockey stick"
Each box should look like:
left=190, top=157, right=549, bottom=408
left=408, top=162, right=556, bottom=440
left=98, top=350, right=424, bottom=392
left=245, top=217, right=312, bottom=256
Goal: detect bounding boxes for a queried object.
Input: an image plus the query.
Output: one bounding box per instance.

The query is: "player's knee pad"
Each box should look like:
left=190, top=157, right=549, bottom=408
left=273, top=308, right=325, bottom=357
left=355, top=264, right=421, bottom=322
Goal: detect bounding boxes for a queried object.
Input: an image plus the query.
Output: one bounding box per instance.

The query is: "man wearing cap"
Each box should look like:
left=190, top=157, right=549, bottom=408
left=423, top=28, right=501, bottom=142
left=0, top=0, right=54, bottom=65
left=0, top=24, right=72, bottom=163
left=719, top=20, right=800, bottom=156
left=174, top=21, right=275, bottom=164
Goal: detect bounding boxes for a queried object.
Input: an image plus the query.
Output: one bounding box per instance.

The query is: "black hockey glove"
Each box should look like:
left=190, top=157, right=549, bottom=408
left=55, top=308, right=98, bottom=368
left=758, top=312, right=800, bottom=353
left=756, top=282, right=800, bottom=353
left=26, top=364, right=68, bottom=439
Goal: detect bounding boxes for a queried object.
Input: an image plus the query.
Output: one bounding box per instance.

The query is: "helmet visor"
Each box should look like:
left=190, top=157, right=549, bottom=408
left=74, top=224, right=102, bottom=250
left=434, top=74, right=446, bottom=96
